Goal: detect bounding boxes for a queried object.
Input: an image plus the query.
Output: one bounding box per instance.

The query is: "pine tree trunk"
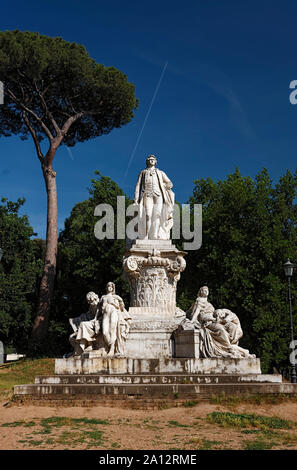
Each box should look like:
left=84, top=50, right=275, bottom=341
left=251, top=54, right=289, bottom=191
left=31, top=164, right=58, bottom=343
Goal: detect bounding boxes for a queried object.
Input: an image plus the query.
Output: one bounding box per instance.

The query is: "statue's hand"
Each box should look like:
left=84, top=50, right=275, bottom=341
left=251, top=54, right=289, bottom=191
left=69, top=318, right=77, bottom=332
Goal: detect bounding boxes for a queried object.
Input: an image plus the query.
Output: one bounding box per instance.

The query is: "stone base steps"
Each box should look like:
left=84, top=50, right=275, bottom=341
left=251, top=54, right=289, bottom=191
left=12, top=394, right=208, bottom=409
left=12, top=356, right=297, bottom=409
left=13, top=378, right=297, bottom=409
left=34, top=373, right=282, bottom=385
left=14, top=381, right=297, bottom=399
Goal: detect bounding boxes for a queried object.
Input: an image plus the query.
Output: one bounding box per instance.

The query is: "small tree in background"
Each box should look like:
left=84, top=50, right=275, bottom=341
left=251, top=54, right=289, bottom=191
left=0, top=198, right=43, bottom=352
left=0, top=30, right=138, bottom=347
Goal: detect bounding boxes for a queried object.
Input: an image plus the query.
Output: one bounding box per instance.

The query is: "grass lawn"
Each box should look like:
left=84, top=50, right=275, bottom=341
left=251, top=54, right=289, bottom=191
left=0, top=357, right=55, bottom=401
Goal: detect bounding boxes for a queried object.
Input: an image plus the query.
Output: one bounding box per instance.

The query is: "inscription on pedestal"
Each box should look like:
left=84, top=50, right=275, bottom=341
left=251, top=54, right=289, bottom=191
left=174, top=330, right=200, bottom=358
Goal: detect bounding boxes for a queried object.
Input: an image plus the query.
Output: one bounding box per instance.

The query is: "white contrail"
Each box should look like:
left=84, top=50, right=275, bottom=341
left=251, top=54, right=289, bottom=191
left=124, top=61, right=168, bottom=180
left=66, top=146, right=74, bottom=160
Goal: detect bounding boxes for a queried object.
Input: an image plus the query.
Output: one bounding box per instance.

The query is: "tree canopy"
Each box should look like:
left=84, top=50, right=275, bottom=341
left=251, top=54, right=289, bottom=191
left=178, top=167, right=297, bottom=372
left=0, top=30, right=138, bottom=149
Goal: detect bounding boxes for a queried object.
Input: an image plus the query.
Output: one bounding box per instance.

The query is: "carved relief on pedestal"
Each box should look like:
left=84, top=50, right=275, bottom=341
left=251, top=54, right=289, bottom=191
left=123, top=249, right=186, bottom=314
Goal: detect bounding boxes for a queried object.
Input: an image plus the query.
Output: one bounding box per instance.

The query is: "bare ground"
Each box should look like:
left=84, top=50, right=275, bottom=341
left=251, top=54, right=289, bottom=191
left=1, top=400, right=297, bottom=450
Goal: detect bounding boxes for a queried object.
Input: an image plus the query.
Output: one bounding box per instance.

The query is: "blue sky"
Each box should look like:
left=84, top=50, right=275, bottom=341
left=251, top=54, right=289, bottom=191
left=1, top=0, right=297, bottom=238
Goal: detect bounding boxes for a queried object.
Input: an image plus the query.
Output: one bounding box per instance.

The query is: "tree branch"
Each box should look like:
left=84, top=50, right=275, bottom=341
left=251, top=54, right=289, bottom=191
left=22, top=111, right=44, bottom=163
left=61, top=112, right=84, bottom=136
left=34, top=80, right=61, bottom=137
left=6, top=88, right=54, bottom=141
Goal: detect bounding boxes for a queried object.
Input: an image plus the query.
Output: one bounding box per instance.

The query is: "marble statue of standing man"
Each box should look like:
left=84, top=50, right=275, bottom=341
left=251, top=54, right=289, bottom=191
left=134, top=154, right=174, bottom=240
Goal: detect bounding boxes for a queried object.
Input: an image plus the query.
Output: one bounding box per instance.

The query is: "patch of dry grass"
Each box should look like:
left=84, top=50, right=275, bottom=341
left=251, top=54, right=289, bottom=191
left=0, top=358, right=55, bottom=401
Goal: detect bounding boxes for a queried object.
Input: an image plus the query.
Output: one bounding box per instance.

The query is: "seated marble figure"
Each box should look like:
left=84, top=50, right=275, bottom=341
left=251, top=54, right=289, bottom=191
left=68, top=283, right=131, bottom=357
left=186, top=286, right=254, bottom=359
left=68, top=291, right=101, bottom=356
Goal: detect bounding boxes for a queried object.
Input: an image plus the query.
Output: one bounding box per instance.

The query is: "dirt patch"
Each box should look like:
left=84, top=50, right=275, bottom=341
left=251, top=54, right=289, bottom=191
left=1, top=401, right=297, bottom=450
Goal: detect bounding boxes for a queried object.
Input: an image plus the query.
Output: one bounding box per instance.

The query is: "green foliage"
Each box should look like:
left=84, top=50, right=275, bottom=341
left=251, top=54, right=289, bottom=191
left=0, top=198, right=43, bottom=352
left=50, top=172, right=131, bottom=354
left=0, top=30, right=138, bottom=146
left=244, top=438, right=277, bottom=450
left=179, top=167, right=297, bottom=372
left=167, top=420, right=190, bottom=428
left=207, top=411, right=294, bottom=429
left=0, top=358, right=55, bottom=400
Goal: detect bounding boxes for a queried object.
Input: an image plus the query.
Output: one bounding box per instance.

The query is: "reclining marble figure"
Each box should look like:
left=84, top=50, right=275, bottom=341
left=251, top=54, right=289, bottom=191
left=186, top=286, right=254, bottom=358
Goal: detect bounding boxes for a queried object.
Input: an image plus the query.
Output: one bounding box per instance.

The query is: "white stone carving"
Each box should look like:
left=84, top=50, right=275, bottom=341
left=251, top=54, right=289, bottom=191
left=100, top=281, right=132, bottom=357
left=65, top=160, right=256, bottom=365
left=183, top=286, right=254, bottom=359
left=134, top=154, right=174, bottom=240
left=123, top=240, right=186, bottom=318
left=69, top=291, right=101, bottom=356
left=68, top=283, right=131, bottom=358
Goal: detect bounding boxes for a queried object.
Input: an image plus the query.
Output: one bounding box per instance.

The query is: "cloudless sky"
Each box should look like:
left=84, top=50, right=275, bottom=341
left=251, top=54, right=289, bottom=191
left=1, top=0, right=297, bottom=238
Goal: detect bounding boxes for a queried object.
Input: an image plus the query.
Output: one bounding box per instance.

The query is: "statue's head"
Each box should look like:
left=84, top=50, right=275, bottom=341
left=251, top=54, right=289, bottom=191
left=198, top=286, right=209, bottom=298
left=106, top=281, right=115, bottom=294
left=146, top=154, right=157, bottom=167
left=86, top=291, right=99, bottom=304
left=213, top=309, right=224, bottom=320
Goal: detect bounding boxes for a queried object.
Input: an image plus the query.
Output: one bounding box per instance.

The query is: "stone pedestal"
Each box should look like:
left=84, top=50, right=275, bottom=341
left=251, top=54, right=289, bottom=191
left=123, top=239, right=186, bottom=317
left=122, top=239, right=187, bottom=358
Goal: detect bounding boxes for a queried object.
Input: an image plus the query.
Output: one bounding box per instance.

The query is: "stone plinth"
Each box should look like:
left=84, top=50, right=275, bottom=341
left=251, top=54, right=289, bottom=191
left=123, top=240, right=186, bottom=318
left=54, top=356, right=262, bottom=375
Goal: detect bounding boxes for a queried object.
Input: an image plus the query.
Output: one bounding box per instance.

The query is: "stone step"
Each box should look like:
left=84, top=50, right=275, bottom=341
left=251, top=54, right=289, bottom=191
left=34, top=373, right=282, bottom=385
left=11, top=395, right=203, bottom=409
left=14, top=381, right=297, bottom=399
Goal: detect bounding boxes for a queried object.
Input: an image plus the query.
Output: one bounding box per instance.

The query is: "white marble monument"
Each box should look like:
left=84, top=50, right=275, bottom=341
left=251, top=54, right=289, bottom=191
left=63, top=153, right=257, bottom=372
left=15, top=154, right=296, bottom=401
